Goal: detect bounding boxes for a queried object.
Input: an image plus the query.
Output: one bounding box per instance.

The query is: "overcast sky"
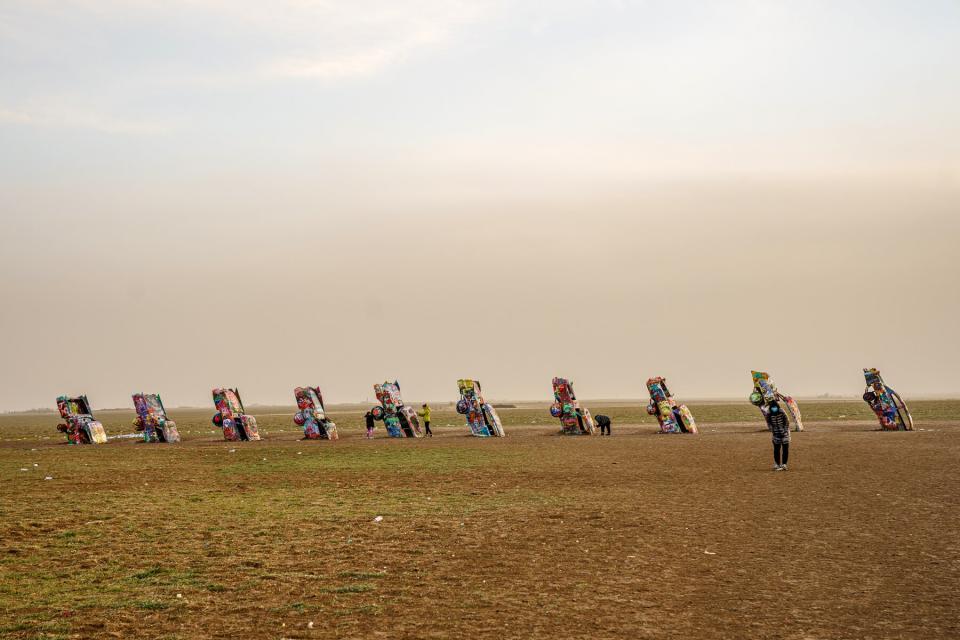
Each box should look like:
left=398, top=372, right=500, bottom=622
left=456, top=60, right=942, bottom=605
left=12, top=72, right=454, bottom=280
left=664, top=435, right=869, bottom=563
left=1, top=1, right=958, bottom=411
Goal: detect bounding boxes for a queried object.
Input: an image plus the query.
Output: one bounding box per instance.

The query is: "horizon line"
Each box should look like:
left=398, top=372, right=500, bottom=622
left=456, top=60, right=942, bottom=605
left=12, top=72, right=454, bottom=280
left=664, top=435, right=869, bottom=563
left=6, top=394, right=960, bottom=415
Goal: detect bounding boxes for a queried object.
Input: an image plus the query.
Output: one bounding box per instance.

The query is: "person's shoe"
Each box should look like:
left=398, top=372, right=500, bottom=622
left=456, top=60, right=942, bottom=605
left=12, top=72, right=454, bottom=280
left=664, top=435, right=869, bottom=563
left=773, top=464, right=783, bottom=471
left=780, top=464, right=788, bottom=471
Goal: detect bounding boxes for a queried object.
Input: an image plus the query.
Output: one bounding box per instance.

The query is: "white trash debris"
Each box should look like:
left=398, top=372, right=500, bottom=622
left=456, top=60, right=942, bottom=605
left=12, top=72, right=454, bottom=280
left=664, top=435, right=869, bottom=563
left=373, top=516, right=384, bottom=523
left=44, top=476, right=53, bottom=480
left=704, top=550, right=716, bottom=555
left=20, top=468, right=28, bottom=472
left=308, top=622, right=314, bottom=629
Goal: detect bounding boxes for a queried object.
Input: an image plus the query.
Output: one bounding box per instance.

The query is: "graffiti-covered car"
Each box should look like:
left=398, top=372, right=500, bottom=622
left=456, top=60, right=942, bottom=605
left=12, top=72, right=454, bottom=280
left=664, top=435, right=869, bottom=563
left=370, top=380, right=423, bottom=438
left=749, top=371, right=803, bottom=432
left=370, top=381, right=422, bottom=438
left=550, top=377, right=596, bottom=435
left=56, top=395, right=107, bottom=444
left=862, top=368, right=913, bottom=431
left=293, top=386, right=338, bottom=440
left=132, top=393, right=181, bottom=443
left=646, top=377, right=697, bottom=434
left=211, top=388, right=261, bottom=441
left=456, top=379, right=505, bottom=437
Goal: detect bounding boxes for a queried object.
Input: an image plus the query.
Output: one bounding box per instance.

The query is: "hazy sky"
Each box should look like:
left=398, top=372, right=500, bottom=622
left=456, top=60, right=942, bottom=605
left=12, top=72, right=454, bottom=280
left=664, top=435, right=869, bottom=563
left=1, top=1, right=958, bottom=411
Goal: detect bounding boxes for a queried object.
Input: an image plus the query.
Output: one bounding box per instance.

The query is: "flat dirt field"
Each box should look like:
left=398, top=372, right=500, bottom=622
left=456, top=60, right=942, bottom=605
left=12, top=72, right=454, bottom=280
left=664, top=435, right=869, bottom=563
left=1, top=400, right=958, bottom=639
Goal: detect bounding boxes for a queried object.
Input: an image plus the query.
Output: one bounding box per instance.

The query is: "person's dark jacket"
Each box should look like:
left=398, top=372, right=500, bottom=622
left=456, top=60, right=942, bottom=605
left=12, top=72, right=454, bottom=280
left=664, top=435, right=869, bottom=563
left=766, top=410, right=789, bottom=436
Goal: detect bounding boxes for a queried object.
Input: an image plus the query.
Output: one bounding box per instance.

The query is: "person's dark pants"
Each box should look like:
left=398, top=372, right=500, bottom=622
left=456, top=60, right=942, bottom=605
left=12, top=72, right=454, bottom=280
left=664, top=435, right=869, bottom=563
left=773, top=442, right=790, bottom=466
left=600, top=424, right=610, bottom=436
left=424, top=422, right=432, bottom=436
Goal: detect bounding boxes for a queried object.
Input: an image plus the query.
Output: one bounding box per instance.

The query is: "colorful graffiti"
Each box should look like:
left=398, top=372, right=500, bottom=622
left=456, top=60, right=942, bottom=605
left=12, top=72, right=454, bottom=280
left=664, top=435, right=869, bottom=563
left=293, top=386, right=338, bottom=440
left=132, top=393, right=181, bottom=443
left=550, top=377, right=597, bottom=435
left=55, top=395, right=107, bottom=444
left=749, top=371, right=803, bottom=432
left=862, top=368, right=914, bottom=431
left=371, top=381, right=422, bottom=438
left=646, top=377, right=698, bottom=434
left=211, top=388, right=261, bottom=441
left=456, top=379, right=505, bottom=437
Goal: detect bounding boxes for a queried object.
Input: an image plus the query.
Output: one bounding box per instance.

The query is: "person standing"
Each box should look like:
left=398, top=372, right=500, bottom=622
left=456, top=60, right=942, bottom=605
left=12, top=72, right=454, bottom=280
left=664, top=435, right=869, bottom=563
left=595, top=414, right=612, bottom=436
left=763, top=403, right=791, bottom=471
left=418, top=403, right=433, bottom=437
left=364, top=411, right=375, bottom=439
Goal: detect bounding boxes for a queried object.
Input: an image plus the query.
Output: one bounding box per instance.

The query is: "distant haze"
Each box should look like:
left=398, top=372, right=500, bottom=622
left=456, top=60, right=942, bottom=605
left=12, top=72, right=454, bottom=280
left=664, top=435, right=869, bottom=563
left=1, top=1, right=958, bottom=411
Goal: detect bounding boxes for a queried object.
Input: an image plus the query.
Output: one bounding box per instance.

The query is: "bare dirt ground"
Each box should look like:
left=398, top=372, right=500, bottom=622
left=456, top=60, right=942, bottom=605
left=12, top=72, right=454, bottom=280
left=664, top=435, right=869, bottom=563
left=1, top=402, right=958, bottom=639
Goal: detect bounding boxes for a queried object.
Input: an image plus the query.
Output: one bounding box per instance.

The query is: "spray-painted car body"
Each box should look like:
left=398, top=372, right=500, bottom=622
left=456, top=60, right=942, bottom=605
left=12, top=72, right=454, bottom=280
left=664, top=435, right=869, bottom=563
left=646, top=377, right=698, bottom=434
left=132, top=393, right=181, bottom=443
left=211, top=388, right=261, bottom=441
left=56, top=395, right=107, bottom=444
left=293, top=386, right=338, bottom=440
left=749, top=371, right=803, bottom=432
left=371, top=381, right=421, bottom=438
left=456, top=379, right=505, bottom=437
left=550, top=377, right=597, bottom=435
left=862, top=368, right=913, bottom=431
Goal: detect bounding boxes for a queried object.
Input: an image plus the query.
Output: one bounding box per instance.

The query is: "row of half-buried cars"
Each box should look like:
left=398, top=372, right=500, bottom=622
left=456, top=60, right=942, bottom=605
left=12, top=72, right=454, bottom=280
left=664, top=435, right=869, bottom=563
left=548, top=367, right=913, bottom=436
left=56, top=393, right=177, bottom=445
left=548, top=375, right=702, bottom=436
left=54, top=368, right=914, bottom=445
left=54, top=378, right=506, bottom=444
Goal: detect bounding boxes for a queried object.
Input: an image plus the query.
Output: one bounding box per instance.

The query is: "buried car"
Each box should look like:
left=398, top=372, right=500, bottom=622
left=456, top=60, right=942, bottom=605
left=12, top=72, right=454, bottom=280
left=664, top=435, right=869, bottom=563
left=749, top=371, right=803, bottom=432
left=550, top=377, right=597, bottom=435
left=132, top=393, right=181, bottom=443
left=55, top=395, right=108, bottom=444
left=370, top=381, right=422, bottom=438
left=862, top=368, right=914, bottom=431
left=211, top=388, right=261, bottom=441
left=293, top=386, right=338, bottom=440
left=456, top=379, right=505, bottom=437
left=646, top=377, right=698, bottom=434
